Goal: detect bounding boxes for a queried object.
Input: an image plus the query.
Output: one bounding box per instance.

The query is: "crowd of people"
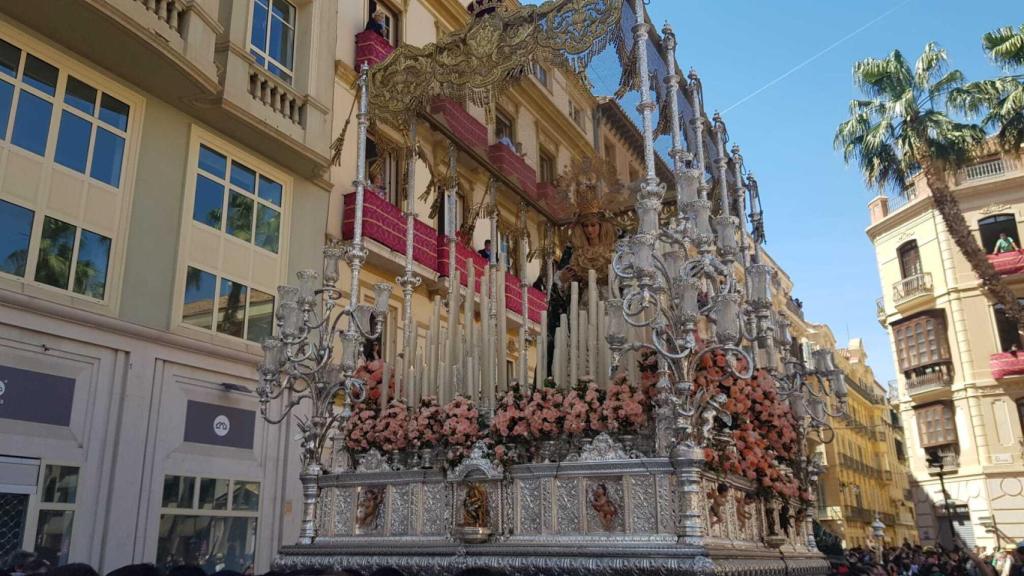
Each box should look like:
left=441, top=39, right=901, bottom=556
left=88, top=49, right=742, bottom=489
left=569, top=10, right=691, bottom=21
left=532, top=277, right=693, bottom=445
left=833, top=539, right=1024, bottom=576
left=1, top=551, right=279, bottom=576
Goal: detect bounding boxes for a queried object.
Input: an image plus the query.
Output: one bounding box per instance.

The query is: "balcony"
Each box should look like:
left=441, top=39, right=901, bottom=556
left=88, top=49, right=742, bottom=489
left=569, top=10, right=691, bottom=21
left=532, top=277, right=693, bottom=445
left=342, top=192, right=546, bottom=324
left=927, top=447, right=960, bottom=474
left=892, top=273, right=933, bottom=307
left=990, top=351, right=1024, bottom=380
left=987, top=250, right=1024, bottom=277
left=488, top=144, right=538, bottom=198
left=785, top=296, right=805, bottom=320
left=905, top=368, right=953, bottom=395
left=876, top=297, right=887, bottom=327
left=429, top=98, right=489, bottom=154
left=355, top=29, right=395, bottom=70
left=956, top=156, right=1020, bottom=184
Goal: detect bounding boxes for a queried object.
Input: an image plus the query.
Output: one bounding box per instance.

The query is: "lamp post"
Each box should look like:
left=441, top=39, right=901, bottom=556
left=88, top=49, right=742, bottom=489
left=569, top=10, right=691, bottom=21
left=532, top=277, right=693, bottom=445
left=871, top=513, right=886, bottom=559
left=927, top=449, right=957, bottom=547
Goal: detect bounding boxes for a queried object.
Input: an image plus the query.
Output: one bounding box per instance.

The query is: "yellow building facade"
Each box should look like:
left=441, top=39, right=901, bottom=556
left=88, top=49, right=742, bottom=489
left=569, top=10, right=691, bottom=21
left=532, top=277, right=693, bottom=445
left=868, top=144, right=1024, bottom=550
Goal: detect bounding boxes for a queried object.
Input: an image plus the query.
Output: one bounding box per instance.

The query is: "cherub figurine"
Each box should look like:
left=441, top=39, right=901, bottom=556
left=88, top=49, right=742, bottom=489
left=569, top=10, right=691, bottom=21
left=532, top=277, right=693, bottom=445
left=463, top=482, right=489, bottom=528
left=735, top=492, right=753, bottom=530
left=590, top=483, right=619, bottom=531
left=708, top=483, right=729, bottom=527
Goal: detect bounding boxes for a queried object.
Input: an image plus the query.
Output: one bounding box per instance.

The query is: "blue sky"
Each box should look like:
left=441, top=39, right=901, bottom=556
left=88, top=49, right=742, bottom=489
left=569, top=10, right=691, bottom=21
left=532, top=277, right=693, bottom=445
left=607, top=0, right=1021, bottom=385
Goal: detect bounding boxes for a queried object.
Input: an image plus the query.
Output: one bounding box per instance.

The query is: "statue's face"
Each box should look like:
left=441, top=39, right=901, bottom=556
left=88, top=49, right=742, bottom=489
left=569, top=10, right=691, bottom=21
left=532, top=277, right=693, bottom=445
left=582, top=220, right=600, bottom=242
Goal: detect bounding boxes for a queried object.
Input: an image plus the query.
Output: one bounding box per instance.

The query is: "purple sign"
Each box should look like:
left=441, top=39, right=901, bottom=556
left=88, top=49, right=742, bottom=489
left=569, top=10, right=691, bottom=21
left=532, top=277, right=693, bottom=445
left=0, top=365, right=75, bottom=427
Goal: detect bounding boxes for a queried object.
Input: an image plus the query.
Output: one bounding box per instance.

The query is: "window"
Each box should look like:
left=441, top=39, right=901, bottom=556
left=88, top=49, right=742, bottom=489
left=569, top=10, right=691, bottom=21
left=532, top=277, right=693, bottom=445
left=366, top=136, right=401, bottom=206
left=603, top=139, right=616, bottom=164
left=894, top=438, right=906, bottom=462
left=532, top=63, right=549, bottom=89
left=568, top=100, right=587, bottom=132
left=192, top=144, right=282, bottom=254
left=158, top=475, right=259, bottom=574
left=34, top=465, right=79, bottom=566
left=897, top=240, right=922, bottom=279
left=978, top=213, right=1019, bottom=253
left=30, top=216, right=112, bottom=299
left=495, top=110, right=515, bottom=146
left=369, top=0, right=399, bottom=47
left=0, top=39, right=129, bottom=185
left=915, top=402, right=957, bottom=448
left=892, top=311, right=951, bottom=372
left=539, top=148, right=555, bottom=184
left=0, top=199, right=33, bottom=277
left=993, top=298, right=1024, bottom=352
left=249, top=0, right=296, bottom=83
left=182, top=266, right=275, bottom=343
left=628, top=165, right=639, bottom=183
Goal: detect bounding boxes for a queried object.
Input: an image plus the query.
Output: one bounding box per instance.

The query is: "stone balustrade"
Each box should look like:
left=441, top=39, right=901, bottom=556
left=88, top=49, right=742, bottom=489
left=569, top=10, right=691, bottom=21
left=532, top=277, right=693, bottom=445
left=247, top=64, right=306, bottom=127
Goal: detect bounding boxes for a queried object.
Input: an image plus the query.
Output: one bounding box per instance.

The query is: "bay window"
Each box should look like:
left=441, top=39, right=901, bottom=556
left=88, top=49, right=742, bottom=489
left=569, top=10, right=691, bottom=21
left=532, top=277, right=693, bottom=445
left=249, top=0, right=296, bottom=83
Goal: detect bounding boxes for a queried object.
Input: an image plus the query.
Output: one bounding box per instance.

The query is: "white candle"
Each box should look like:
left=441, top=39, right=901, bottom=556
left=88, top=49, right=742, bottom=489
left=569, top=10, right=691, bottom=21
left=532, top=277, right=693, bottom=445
left=597, top=300, right=608, bottom=389
left=381, top=362, right=391, bottom=408
left=480, top=270, right=491, bottom=403
left=539, top=309, right=548, bottom=385
left=569, top=282, right=579, bottom=389
left=465, top=260, right=475, bottom=398
left=587, top=270, right=598, bottom=380
left=498, top=269, right=508, bottom=392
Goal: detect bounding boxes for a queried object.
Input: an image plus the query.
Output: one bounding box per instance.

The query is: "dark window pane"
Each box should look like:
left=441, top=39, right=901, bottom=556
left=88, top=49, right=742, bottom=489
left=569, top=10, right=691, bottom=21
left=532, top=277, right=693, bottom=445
left=183, top=266, right=216, bottom=330
left=156, top=515, right=256, bottom=573
left=250, top=50, right=266, bottom=66
left=254, top=205, right=279, bottom=253
left=193, top=174, right=225, bottom=229
left=41, top=465, right=79, bottom=504
left=98, top=93, right=129, bottom=131
left=230, top=161, right=256, bottom=193
left=226, top=191, right=253, bottom=242
left=267, top=62, right=291, bottom=83
left=11, top=90, right=52, bottom=156
left=90, top=127, right=124, bottom=186
left=258, top=175, right=282, bottom=205
left=246, top=289, right=274, bottom=342
left=0, top=80, right=13, bottom=140
left=269, top=1, right=295, bottom=70
left=198, top=478, right=229, bottom=510
left=198, top=144, right=227, bottom=178
left=73, top=230, right=111, bottom=299
left=232, top=480, right=260, bottom=511
left=64, top=76, right=96, bottom=115
left=22, top=54, right=57, bottom=96
left=161, top=475, right=195, bottom=509
left=0, top=38, right=20, bottom=78
left=34, top=216, right=76, bottom=290
left=34, top=509, right=73, bottom=566
left=251, top=0, right=269, bottom=51
left=0, top=199, right=33, bottom=277
left=54, top=110, right=91, bottom=173
left=217, top=278, right=248, bottom=338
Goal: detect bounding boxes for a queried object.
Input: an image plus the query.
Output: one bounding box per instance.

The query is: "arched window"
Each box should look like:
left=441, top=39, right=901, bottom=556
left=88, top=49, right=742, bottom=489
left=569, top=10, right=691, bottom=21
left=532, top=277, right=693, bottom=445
left=978, top=213, right=1019, bottom=253
left=897, top=240, right=922, bottom=279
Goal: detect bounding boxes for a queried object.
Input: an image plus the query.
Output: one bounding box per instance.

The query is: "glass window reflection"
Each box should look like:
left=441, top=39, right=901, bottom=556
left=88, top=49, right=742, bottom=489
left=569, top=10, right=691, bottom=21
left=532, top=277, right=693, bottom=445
left=34, top=217, right=76, bottom=290
left=90, top=127, right=125, bottom=187
left=193, top=174, right=225, bottom=229
left=0, top=199, right=33, bottom=277
left=183, top=267, right=216, bottom=330
left=41, top=465, right=79, bottom=504
left=246, top=290, right=275, bottom=343
left=73, top=230, right=111, bottom=299
left=11, top=90, right=52, bottom=156
left=216, top=278, right=247, bottom=338
left=54, top=110, right=92, bottom=173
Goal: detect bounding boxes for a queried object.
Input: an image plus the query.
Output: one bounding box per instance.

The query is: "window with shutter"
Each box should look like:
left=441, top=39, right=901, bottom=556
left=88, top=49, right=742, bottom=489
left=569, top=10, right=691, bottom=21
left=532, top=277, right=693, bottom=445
left=891, top=310, right=950, bottom=372
left=915, top=402, right=957, bottom=448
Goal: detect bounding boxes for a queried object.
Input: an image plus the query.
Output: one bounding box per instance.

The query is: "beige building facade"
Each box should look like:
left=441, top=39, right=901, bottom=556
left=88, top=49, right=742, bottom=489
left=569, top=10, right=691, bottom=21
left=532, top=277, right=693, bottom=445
left=0, top=0, right=340, bottom=571
left=868, top=144, right=1024, bottom=550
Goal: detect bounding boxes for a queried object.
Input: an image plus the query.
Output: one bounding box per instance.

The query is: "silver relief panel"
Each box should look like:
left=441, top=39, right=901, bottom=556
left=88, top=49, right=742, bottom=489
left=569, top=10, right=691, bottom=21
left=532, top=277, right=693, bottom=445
left=318, top=486, right=336, bottom=537
left=335, top=486, right=355, bottom=536
left=422, top=482, right=449, bottom=536
left=388, top=484, right=412, bottom=536
left=556, top=478, right=580, bottom=534
left=518, top=478, right=542, bottom=534
left=629, top=476, right=657, bottom=533
left=541, top=477, right=553, bottom=534
left=656, top=474, right=674, bottom=535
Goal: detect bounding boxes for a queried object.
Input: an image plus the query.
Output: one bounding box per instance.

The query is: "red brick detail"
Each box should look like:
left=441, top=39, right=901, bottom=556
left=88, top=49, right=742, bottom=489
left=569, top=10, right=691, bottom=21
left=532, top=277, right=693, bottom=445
left=990, top=351, right=1024, bottom=380
left=355, top=30, right=394, bottom=69
left=429, top=97, right=489, bottom=153
left=488, top=144, right=538, bottom=197
left=341, top=191, right=437, bottom=271
left=988, top=250, right=1024, bottom=276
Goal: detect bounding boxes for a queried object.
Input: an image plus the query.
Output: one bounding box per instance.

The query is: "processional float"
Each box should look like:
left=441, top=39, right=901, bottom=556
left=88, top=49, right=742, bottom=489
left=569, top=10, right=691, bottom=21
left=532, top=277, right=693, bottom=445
left=260, top=0, right=848, bottom=573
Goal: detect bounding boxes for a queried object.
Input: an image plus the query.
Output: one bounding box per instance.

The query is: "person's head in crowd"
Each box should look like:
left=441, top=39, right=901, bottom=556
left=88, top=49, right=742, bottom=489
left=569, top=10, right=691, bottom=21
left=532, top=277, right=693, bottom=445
left=212, top=570, right=242, bottom=576
left=21, top=559, right=49, bottom=575
left=46, top=564, right=97, bottom=576
left=4, top=551, right=37, bottom=574
left=106, top=564, right=160, bottom=576
left=168, top=566, right=206, bottom=576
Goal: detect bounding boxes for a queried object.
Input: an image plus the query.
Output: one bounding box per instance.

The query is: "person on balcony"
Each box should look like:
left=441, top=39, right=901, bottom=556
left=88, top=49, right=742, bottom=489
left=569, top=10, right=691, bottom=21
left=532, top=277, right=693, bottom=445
left=478, top=239, right=492, bottom=261
left=993, top=232, right=1020, bottom=255
left=365, top=9, right=387, bottom=38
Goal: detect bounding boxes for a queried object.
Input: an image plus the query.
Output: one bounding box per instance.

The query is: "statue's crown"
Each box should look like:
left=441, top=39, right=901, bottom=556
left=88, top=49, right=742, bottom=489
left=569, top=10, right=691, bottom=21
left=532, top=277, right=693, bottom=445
left=466, top=0, right=503, bottom=17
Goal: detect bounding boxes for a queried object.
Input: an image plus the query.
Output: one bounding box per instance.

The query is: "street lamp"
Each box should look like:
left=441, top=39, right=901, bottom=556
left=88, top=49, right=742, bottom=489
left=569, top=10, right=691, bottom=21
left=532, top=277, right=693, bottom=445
left=926, top=449, right=957, bottom=547
left=871, top=513, right=886, bottom=558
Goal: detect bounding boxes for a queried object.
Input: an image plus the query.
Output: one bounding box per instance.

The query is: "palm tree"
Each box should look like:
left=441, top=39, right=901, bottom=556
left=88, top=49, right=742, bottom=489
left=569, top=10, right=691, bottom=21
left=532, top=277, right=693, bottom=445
left=949, top=25, right=1024, bottom=150
left=835, top=43, right=1024, bottom=344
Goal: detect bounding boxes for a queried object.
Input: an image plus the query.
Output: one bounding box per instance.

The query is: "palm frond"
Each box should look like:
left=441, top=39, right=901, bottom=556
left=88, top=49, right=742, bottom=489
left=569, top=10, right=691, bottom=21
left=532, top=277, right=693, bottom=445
left=914, top=42, right=949, bottom=89
left=983, top=25, right=1024, bottom=68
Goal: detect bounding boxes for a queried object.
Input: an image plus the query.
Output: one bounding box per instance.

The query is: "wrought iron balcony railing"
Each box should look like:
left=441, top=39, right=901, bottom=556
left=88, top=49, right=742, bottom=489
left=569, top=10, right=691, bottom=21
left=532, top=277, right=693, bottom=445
left=876, top=297, right=886, bottom=326
left=892, top=272, right=933, bottom=305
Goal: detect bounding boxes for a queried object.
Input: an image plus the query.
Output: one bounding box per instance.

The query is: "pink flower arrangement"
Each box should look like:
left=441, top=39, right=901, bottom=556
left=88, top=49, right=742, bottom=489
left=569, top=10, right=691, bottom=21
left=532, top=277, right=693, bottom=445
left=342, top=402, right=378, bottom=452
left=521, top=384, right=564, bottom=440
left=492, top=388, right=530, bottom=442
left=408, top=396, right=444, bottom=449
left=353, top=357, right=395, bottom=405
left=602, top=377, right=648, bottom=434
left=441, top=395, right=481, bottom=463
left=563, top=381, right=605, bottom=436
left=373, top=399, right=410, bottom=453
